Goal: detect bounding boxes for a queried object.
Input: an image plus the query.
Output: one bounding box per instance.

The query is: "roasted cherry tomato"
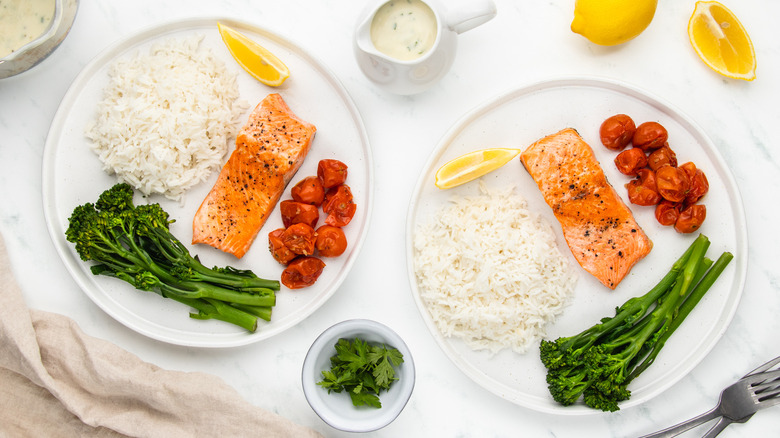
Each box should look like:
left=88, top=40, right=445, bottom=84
left=291, top=176, right=325, bottom=206
left=625, top=169, right=661, bottom=206
left=680, top=162, right=709, bottom=205
left=647, top=146, right=678, bottom=171
left=281, top=256, right=326, bottom=289
left=656, top=166, right=691, bottom=203
left=600, top=114, right=636, bottom=151
left=268, top=228, right=296, bottom=265
left=614, top=147, right=647, bottom=176
left=280, top=200, right=319, bottom=229
left=317, top=159, right=348, bottom=188
left=655, top=200, right=681, bottom=227
left=315, top=225, right=348, bottom=257
left=323, top=184, right=356, bottom=227
left=675, top=204, right=706, bottom=233
left=632, top=121, right=669, bottom=151
left=281, top=223, right=317, bottom=255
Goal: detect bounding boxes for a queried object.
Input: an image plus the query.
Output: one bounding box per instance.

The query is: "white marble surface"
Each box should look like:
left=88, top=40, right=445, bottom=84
left=1, top=0, right=778, bottom=436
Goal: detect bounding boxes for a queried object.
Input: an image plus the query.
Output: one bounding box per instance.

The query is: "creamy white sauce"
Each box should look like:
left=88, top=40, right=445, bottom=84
left=0, top=0, right=56, bottom=58
left=370, top=0, right=438, bottom=61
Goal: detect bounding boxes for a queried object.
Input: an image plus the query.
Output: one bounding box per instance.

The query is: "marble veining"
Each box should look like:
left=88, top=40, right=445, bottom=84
left=1, top=0, right=778, bottom=437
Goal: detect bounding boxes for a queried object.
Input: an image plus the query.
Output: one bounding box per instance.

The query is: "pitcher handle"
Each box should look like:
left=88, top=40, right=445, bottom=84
left=445, top=0, right=497, bottom=34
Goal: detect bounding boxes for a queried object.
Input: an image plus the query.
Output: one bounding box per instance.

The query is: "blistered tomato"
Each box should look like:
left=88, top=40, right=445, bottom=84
left=632, top=122, right=668, bottom=151
left=281, top=223, right=317, bottom=255
left=600, top=114, right=636, bottom=151
left=268, top=228, right=296, bottom=265
left=280, top=200, right=319, bottom=229
left=315, top=225, right=348, bottom=257
left=647, top=146, right=678, bottom=171
left=323, top=184, right=356, bottom=227
left=656, top=166, right=691, bottom=203
left=614, top=147, right=647, bottom=176
left=291, top=176, right=326, bottom=206
left=317, top=159, right=348, bottom=188
left=655, top=200, right=681, bottom=226
left=675, top=204, right=706, bottom=233
left=626, top=169, right=661, bottom=206
left=281, top=256, right=326, bottom=289
left=680, top=162, right=709, bottom=204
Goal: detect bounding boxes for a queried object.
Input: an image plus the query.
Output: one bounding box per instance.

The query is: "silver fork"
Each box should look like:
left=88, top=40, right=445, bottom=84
left=639, top=355, right=780, bottom=438
left=701, top=355, right=780, bottom=438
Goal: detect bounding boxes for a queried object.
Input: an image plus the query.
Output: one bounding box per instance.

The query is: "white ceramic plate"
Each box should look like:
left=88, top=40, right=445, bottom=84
left=406, top=77, right=747, bottom=414
left=42, top=18, right=373, bottom=347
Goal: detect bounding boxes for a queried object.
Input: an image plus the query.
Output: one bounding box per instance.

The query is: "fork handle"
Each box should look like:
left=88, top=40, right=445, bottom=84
left=701, top=416, right=736, bottom=438
left=638, top=408, right=721, bottom=438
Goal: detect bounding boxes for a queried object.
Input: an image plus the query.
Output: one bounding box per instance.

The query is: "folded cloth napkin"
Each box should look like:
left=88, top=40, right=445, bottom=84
left=0, top=233, right=323, bottom=438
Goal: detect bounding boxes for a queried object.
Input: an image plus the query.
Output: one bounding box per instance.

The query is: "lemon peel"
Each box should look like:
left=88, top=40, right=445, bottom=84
left=434, top=148, right=521, bottom=190
left=217, top=22, right=290, bottom=86
left=571, top=0, right=658, bottom=46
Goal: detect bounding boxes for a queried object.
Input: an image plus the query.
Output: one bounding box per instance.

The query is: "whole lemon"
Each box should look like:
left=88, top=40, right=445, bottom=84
left=571, top=0, right=658, bottom=46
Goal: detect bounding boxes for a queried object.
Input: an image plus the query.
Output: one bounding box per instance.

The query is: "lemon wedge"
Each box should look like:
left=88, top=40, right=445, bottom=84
left=217, top=22, right=290, bottom=86
left=434, top=148, right=521, bottom=189
left=571, top=0, right=657, bottom=46
left=688, top=1, right=756, bottom=81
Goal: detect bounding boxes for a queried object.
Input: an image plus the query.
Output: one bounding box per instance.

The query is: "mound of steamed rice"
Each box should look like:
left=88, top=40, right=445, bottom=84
left=85, top=35, right=248, bottom=202
left=413, top=183, right=577, bottom=354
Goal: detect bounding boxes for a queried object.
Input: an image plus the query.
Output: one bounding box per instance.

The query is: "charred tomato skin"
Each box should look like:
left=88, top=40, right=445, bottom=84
left=281, top=256, right=326, bottom=289
left=600, top=114, right=637, bottom=151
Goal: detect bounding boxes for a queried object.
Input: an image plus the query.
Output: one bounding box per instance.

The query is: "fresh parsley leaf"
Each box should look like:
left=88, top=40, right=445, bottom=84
left=316, top=337, right=405, bottom=408
left=349, top=390, right=382, bottom=408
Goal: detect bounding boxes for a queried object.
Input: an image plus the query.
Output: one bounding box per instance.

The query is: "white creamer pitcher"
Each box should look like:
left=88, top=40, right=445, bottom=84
left=354, top=0, right=496, bottom=95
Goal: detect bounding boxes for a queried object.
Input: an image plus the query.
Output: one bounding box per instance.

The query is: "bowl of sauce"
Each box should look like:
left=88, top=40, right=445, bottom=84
left=0, top=0, right=79, bottom=79
left=354, top=0, right=496, bottom=95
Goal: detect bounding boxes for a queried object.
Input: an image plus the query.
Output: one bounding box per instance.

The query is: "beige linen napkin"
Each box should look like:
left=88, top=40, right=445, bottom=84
left=0, top=233, right=323, bottom=438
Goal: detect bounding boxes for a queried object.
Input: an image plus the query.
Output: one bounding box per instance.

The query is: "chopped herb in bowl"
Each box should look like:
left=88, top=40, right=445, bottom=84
left=317, top=337, right=404, bottom=408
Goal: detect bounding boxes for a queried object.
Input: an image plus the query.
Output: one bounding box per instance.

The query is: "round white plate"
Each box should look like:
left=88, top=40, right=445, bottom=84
left=42, top=18, right=373, bottom=348
left=406, top=77, right=747, bottom=414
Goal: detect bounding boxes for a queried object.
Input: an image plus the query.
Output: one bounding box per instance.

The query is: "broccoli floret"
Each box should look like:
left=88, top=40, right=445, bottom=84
left=539, top=234, right=734, bottom=412
left=65, top=183, right=280, bottom=332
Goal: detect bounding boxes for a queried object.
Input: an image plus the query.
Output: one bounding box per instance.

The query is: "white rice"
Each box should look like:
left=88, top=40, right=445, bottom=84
left=413, top=183, right=578, bottom=354
left=85, top=35, right=249, bottom=202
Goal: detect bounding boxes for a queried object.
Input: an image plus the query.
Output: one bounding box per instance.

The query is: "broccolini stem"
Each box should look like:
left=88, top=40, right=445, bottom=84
left=156, top=279, right=276, bottom=307
left=628, top=252, right=733, bottom=381
left=561, top=235, right=707, bottom=353
left=169, top=296, right=258, bottom=332
left=145, top=227, right=280, bottom=291
left=231, top=304, right=273, bottom=322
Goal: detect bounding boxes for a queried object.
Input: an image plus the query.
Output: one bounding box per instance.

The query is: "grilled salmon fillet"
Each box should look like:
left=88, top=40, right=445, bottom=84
left=520, top=128, right=652, bottom=289
left=192, top=94, right=316, bottom=258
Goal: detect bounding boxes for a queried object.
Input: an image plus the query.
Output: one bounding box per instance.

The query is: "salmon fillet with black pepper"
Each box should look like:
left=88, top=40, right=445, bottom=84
left=192, top=94, right=316, bottom=258
left=520, top=128, right=652, bottom=289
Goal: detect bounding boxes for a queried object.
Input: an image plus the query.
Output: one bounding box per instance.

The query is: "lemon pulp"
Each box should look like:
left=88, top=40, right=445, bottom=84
left=434, top=148, right=521, bottom=190
left=217, top=22, right=290, bottom=86
left=688, top=1, right=756, bottom=81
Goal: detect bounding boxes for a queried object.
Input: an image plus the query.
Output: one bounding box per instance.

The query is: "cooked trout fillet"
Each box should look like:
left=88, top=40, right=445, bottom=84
left=192, top=94, right=316, bottom=258
left=520, top=128, right=652, bottom=289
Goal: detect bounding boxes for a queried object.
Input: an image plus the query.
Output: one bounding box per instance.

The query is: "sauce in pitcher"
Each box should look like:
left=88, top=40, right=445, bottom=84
left=370, top=0, right=438, bottom=61
left=0, top=0, right=56, bottom=58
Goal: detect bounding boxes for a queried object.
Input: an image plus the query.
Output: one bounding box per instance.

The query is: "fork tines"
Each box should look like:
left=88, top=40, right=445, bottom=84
left=748, top=369, right=780, bottom=403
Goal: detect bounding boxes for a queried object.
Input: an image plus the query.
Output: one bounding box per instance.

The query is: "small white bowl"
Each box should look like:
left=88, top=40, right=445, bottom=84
left=301, top=319, right=415, bottom=432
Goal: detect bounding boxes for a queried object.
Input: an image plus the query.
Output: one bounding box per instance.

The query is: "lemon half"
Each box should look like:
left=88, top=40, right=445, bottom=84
left=218, top=22, right=290, bottom=86
left=571, top=0, right=658, bottom=46
left=688, top=1, right=756, bottom=81
left=434, top=148, right=521, bottom=189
